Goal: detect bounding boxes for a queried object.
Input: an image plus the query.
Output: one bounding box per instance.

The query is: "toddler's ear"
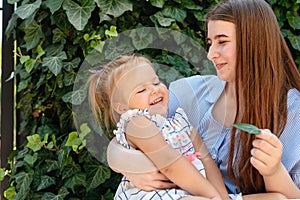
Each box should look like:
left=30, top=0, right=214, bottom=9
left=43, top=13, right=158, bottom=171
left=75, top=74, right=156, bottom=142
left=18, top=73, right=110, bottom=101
left=113, top=103, right=128, bottom=114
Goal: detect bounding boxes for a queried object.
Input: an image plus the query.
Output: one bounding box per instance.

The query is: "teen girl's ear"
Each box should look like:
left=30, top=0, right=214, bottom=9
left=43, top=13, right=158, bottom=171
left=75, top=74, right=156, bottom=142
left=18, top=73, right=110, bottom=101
left=112, top=103, right=128, bottom=114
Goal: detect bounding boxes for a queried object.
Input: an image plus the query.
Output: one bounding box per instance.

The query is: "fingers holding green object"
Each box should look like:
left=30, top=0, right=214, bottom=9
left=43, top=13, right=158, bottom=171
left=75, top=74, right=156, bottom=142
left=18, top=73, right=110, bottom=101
left=234, top=124, right=283, bottom=176
left=255, top=129, right=283, bottom=149
left=251, top=129, right=283, bottom=176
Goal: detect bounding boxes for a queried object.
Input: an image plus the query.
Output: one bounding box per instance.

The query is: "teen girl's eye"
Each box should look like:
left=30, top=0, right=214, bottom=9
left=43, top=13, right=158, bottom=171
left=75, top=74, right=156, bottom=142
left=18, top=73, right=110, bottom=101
left=219, top=40, right=227, bottom=44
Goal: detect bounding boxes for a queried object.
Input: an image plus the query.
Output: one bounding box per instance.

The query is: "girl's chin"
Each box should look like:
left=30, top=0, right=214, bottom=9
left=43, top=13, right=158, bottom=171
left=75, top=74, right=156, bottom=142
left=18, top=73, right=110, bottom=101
left=148, top=105, right=167, bottom=116
left=217, top=73, right=235, bottom=82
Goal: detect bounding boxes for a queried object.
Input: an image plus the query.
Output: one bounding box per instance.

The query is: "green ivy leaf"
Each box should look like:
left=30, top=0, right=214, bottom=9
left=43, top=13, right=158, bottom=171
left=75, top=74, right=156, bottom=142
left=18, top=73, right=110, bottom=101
left=63, top=57, right=81, bottom=71
left=287, top=14, right=300, bottom=30
left=37, top=175, right=56, bottom=191
left=287, top=30, right=300, bottom=51
left=17, top=78, right=31, bottom=92
left=95, top=0, right=133, bottom=18
left=13, top=171, right=34, bottom=200
left=83, top=33, right=90, bottom=41
left=98, top=13, right=113, bottom=23
left=43, top=134, right=49, bottom=143
left=193, top=11, right=206, bottom=21
left=65, top=131, right=81, bottom=147
left=151, top=11, right=175, bottom=27
left=26, top=134, right=45, bottom=152
left=45, top=160, right=59, bottom=173
left=62, top=88, right=87, bottom=105
left=158, top=67, right=182, bottom=84
left=57, top=148, right=68, bottom=171
left=0, top=168, right=7, bottom=181
left=45, top=44, right=64, bottom=56
left=24, top=58, right=36, bottom=73
left=92, top=40, right=106, bottom=54
left=64, top=173, right=86, bottom=193
left=181, top=1, right=203, bottom=10
left=56, top=73, right=64, bottom=88
left=85, top=163, right=111, bottom=189
left=42, top=51, right=67, bottom=76
left=129, top=28, right=154, bottom=50
left=52, top=28, right=66, bottom=44
left=41, top=192, right=59, bottom=200
left=79, top=123, right=91, bottom=139
left=41, top=192, right=55, bottom=200
left=233, top=123, right=261, bottom=134
left=45, top=0, right=65, bottom=14
left=24, top=153, right=38, bottom=166
left=41, top=187, right=69, bottom=200
left=65, top=129, right=88, bottom=152
left=62, top=164, right=81, bottom=180
left=36, top=45, right=46, bottom=60
left=63, top=0, right=96, bottom=31
left=158, top=17, right=176, bottom=27
left=105, top=25, right=118, bottom=37
left=57, top=187, right=70, bottom=199
left=150, top=0, right=165, bottom=8
left=102, top=40, right=123, bottom=60
left=63, top=72, right=76, bottom=86
left=162, top=6, right=187, bottom=23
left=5, top=13, right=18, bottom=39
left=23, top=20, right=44, bottom=51
left=20, top=55, right=30, bottom=64
left=4, top=186, right=16, bottom=200
left=15, top=0, right=41, bottom=19
left=16, top=146, right=29, bottom=160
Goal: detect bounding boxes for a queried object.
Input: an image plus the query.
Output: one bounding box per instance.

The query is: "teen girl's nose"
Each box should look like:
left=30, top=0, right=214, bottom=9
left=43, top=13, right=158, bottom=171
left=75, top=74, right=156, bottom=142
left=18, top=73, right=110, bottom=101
left=207, top=44, right=219, bottom=61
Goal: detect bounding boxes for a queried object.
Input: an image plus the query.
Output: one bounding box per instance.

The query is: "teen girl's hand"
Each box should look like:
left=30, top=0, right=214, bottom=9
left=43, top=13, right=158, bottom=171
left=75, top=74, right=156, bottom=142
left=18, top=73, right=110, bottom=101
left=123, top=171, right=177, bottom=191
left=250, top=129, right=283, bottom=176
left=107, top=137, right=177, bottom=191
left=250, top=129, right=300, bottom=198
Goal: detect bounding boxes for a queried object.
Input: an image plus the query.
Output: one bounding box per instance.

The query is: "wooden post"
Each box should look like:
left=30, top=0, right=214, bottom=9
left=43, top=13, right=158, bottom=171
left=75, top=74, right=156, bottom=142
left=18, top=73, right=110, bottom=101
left=1, top=1, right=15, bottom=198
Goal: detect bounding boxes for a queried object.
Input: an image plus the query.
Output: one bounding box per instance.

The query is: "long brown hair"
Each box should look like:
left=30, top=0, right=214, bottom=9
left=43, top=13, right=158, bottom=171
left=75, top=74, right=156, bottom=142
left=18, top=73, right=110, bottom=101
left=206, top=0, right=300, bottom=194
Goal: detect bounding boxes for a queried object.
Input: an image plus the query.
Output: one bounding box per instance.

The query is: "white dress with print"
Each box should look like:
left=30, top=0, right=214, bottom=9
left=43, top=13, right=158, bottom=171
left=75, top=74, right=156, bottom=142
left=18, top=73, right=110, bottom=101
left=113, top=108, right=206, bottom=200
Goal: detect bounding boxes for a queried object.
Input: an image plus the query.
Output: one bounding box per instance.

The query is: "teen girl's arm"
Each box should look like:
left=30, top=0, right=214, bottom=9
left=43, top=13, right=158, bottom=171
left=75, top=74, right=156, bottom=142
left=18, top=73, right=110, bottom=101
left=190, top=128, right=229, bottom=199
left=251, top=129, right=300, bottom=198
left=126, top=116, right=222, bottom=199
left=107, top=138, right=176, bottom=191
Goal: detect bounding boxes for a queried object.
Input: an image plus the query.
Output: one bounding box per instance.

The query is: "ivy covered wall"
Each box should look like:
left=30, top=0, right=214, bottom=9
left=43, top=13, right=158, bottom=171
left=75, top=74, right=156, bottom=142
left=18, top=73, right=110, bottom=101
left=0, top=0, right=299, bottom=199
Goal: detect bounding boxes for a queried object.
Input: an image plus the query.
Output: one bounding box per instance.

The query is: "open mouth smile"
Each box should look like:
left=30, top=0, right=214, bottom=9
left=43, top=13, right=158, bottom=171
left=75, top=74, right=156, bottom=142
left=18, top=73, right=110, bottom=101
left=215, top=63, right=226, bottom=70
left=150, top=97, right=163, bottom=105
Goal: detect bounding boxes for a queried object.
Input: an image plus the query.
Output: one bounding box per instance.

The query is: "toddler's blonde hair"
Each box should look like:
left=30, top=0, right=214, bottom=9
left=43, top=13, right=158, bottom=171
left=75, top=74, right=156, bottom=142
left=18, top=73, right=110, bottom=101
left=88, top=54, right=153, bottom=131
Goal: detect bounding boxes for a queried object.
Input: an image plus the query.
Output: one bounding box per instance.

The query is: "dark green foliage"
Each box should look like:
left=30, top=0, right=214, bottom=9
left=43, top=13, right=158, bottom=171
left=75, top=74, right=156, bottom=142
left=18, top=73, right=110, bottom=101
left=1, top=0, right=299, bottom=199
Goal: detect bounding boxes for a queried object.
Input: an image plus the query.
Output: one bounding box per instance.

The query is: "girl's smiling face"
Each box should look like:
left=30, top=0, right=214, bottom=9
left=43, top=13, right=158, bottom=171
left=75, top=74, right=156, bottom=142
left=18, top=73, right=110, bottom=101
left=207, top=20, right=237, bottom=83
left=112, top=63, right=169, bottom=116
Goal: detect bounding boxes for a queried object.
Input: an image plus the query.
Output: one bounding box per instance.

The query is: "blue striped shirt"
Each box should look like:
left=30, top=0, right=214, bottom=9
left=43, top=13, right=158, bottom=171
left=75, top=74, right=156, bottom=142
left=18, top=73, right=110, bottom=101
left=167, top=75, right=300, bottom=195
